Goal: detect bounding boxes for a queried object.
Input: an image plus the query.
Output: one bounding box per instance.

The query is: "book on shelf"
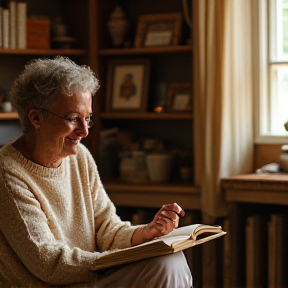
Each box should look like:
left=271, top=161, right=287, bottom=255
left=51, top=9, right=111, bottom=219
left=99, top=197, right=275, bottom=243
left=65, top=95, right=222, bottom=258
left=94, top=224, right=226, bottom=271
left=245, top=214, right=268, bottom=288
left=26, top=16, right=51, bottom=49
left=0, top=6, right=3, bottom=47
left=9, top=1, right=16, bottom=49
left=2, top=8, right=9, bottom=49
left=202, top=233, right=218, bottom=287
left=16, top=2, right=27, bottom=49
left=222, top=218, right=230, bottom=288
left=268, top=214, right=288, bottom=288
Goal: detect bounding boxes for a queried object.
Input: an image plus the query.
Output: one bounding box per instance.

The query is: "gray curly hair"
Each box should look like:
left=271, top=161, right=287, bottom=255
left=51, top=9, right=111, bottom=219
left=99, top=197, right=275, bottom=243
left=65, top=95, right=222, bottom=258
left=10, top=56, right=100, bottom=133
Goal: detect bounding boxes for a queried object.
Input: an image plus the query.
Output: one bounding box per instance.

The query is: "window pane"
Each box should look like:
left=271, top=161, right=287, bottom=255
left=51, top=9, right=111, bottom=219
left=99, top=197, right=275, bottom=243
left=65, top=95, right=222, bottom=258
left=270, top=0, right=288, bottom=61
left=270, top=65, right=288, bottom=134
left=283, top=6, right=288, bottom=58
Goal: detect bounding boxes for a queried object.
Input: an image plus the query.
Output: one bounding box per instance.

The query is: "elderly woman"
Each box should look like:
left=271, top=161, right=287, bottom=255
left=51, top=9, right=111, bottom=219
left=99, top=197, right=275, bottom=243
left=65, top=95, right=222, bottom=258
left=0, top=57, right=193, bottom=288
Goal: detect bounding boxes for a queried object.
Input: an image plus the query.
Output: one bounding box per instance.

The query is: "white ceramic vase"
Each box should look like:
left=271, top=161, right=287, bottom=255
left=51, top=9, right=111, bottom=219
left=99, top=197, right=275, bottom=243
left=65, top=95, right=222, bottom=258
left=146, top=154, right=172, bottom=182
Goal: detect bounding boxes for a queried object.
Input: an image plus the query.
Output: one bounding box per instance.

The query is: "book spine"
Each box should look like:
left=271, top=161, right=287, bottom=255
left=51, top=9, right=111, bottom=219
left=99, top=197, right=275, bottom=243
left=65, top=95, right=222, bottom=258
left=222, top=219, right=230, bottom=288
left=246, top=214, right=268, bottom=288
left=245, top=216, right=254, bottom=288
left=9, top=1, right=16, bottom=49
left=2, top=8, right=9, bottom=49
left=268, top=215, right=277, bottom=288
left=16, top=2, right=27, bottom=49
left=275, top=214, right=288, bottom=288
left=26, top=17, right=51, bottom=49
left=0, top=7, right=3, bottom=48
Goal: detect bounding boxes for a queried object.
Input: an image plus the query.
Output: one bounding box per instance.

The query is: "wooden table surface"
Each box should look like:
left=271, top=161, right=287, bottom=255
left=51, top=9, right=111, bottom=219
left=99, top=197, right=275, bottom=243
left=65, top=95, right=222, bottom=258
left=222, top=173, right=288, bottom=205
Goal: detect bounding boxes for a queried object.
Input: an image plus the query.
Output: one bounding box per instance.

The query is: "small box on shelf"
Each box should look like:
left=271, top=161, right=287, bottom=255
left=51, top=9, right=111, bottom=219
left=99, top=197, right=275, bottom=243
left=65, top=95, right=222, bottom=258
left=26, top=17, right=51, bottom=49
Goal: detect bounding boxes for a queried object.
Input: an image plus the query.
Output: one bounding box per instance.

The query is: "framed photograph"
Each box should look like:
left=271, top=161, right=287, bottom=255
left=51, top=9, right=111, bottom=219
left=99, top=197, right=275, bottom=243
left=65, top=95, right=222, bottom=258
left=106, top=59, right=150, bottom=112
left=134, top=13, right=182, bottom=48
left=167, top=83, right=192, bottom=113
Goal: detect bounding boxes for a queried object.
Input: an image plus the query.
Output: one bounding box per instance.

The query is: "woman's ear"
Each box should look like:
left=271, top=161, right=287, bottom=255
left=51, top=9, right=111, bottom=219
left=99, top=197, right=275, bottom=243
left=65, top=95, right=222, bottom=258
left=27, top=109, right=42, bottom=129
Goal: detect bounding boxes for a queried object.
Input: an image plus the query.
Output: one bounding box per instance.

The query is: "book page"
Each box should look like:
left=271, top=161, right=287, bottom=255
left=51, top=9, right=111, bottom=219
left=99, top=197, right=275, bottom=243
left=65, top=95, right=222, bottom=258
left=139, top=224, right=223, bottom=246
left=126, top=224, right=200, bottom=250
left=158, top=224, right=200, bottom=240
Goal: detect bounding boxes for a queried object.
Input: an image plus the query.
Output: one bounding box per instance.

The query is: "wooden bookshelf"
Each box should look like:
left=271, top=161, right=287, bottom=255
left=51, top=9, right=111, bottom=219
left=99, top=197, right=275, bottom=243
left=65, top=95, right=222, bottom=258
left=103, top=179, right=201, bottom=210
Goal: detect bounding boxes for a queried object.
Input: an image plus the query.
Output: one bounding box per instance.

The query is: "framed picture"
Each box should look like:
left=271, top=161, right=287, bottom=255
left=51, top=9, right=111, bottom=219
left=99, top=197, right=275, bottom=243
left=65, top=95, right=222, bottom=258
left=134, top=13, right=182, bottom=48
left=167, top=83, right=192, bottom=113
left=106, top=59, right=150, bottom=112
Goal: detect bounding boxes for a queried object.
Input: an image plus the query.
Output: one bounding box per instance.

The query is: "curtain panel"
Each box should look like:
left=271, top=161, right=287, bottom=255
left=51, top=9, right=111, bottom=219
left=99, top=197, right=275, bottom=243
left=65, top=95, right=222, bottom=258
left=193, top=0, right=254, bottom=221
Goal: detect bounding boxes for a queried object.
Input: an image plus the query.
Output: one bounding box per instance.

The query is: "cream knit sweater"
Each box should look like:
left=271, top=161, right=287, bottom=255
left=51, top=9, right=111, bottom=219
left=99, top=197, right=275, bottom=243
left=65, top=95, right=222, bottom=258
left=0, top=142, right=137, bottom=287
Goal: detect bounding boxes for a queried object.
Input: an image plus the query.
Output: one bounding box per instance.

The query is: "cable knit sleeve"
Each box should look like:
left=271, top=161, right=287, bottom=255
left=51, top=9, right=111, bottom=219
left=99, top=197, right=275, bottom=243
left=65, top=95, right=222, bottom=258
left=82, top=144, right=138, bottom=252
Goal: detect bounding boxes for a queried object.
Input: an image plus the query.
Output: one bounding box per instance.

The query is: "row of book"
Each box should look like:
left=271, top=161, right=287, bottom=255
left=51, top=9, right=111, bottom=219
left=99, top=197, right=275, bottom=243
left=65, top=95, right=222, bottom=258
left=245, top=213, right=288, bottom=288
left=0, top=1, right=27, bottom=49
left=0, top=1, right=51, bottom=49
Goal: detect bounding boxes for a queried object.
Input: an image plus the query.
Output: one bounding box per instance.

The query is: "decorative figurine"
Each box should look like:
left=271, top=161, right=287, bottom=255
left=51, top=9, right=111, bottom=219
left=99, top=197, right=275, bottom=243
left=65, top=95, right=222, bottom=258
left=107, top=6, right=129, bottom=47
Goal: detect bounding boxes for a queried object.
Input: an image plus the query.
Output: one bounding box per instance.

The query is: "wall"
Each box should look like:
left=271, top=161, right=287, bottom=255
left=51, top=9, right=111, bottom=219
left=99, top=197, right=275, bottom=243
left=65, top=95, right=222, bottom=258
left=254, top=144, right=282, bottom=171
left=0, top=121, right=22, bottom=146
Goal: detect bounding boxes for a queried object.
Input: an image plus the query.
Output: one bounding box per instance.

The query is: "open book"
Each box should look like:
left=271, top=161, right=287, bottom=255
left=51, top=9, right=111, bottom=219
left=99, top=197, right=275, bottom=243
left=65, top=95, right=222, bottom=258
left=95, top=224, right=226, bottom=270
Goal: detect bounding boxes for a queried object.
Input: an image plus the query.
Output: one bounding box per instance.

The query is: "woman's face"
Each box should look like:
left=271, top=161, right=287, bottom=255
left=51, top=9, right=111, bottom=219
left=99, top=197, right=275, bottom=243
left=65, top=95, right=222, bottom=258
left=37, top=91, right=92, bottom=164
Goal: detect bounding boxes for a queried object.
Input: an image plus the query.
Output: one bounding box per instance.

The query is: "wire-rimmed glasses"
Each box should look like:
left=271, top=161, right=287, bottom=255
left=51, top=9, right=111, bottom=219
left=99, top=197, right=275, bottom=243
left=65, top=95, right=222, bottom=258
left=40, top=108, right=94, bottom=128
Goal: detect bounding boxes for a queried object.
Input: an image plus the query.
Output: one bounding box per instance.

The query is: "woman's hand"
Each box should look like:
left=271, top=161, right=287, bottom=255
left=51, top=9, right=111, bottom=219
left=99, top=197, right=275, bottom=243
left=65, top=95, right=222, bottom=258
left=131, top=203, right=185, bottom=246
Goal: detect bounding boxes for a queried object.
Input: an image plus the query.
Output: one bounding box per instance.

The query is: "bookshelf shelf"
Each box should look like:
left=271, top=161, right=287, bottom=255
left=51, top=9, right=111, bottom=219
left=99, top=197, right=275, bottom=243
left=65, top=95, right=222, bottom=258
left=0, top=48, right=85, bottom=56
left=103, top=179, right=201, bottom=210
left=100, top=112, right=193, bottom=120
left=0, top=112, right=19, bottom=120
left=98, top=45, right=192, bottom=56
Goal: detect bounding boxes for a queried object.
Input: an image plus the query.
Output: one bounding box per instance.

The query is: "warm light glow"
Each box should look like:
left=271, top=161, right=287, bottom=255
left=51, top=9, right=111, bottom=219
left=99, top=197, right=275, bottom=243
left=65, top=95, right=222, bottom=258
left=154, top=106, right=163, bottom=113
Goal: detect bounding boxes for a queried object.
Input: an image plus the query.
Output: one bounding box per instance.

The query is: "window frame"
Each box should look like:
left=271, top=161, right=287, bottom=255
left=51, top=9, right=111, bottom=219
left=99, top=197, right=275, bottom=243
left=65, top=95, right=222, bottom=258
left=254, top=0, right=288, bottom=144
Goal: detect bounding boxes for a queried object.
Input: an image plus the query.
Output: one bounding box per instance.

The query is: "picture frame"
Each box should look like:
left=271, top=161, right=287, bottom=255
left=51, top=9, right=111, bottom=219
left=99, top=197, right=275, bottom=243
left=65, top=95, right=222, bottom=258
left=134, top=13, right=182, bottom=48
left=106, top=59, right=150, bottom=112
left=167, top=83, right=192, bottom=113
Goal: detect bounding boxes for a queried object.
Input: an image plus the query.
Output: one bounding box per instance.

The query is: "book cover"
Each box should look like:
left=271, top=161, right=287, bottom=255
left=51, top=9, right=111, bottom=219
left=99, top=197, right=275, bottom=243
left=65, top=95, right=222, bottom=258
left=16, top=2, right=27, bottom=49
left=9, top=1, right=16, bottom=49
left=93, top=224, right=226, bottom=271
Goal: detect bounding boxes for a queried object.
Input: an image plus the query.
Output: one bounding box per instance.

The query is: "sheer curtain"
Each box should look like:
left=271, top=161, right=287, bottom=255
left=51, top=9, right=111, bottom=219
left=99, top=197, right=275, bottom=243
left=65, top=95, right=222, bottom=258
left=193, top=0, right=254, bottom=221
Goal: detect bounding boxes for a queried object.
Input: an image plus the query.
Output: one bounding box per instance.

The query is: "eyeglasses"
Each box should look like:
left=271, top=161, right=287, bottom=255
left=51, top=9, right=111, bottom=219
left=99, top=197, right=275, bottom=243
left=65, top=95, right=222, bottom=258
left=41, top=109, right=94, bottom=128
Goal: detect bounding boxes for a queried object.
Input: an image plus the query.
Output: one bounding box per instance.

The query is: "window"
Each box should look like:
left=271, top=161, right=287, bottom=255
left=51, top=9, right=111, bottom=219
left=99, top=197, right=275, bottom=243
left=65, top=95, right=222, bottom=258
left=256, top=0, right=288, bottom=143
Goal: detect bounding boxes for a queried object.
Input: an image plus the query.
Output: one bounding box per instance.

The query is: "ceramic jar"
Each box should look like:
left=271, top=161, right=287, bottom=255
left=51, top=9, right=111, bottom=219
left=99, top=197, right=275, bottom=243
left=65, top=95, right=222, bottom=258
left=146, top=154, right=172, bottom=182
left=107, top=6, right=129, bottom=47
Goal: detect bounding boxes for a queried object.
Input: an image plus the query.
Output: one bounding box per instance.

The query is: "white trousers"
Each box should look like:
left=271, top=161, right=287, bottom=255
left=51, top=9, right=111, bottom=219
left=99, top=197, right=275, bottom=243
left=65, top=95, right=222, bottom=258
left=95, top=251, right=193, bottom=288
